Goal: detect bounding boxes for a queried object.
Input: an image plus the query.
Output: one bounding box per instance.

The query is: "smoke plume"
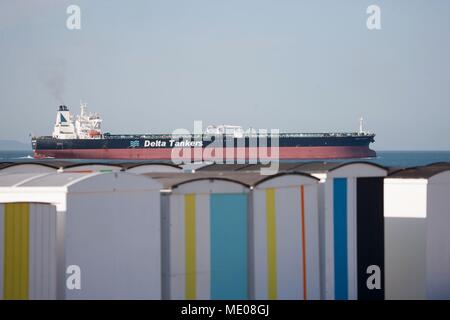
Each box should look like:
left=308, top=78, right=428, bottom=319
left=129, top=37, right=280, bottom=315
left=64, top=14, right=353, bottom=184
left=39, top=58, right=67, bottom=104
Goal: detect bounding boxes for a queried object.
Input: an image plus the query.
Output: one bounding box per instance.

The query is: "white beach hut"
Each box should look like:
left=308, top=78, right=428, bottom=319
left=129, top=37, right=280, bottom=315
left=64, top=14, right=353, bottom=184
left=0, top=171, right=162, bottom=300
left=251, top=173, right=321, bottom=300
left=384, top=163, right=450, bottom=300
left=297, top=162, right=388, bottom=300
left=160, top=176, right=251, bottom=300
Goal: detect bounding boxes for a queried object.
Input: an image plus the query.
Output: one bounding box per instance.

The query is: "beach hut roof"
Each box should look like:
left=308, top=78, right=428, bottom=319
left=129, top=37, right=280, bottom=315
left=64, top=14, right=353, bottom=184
left=388, top=163, right=450, bottom=179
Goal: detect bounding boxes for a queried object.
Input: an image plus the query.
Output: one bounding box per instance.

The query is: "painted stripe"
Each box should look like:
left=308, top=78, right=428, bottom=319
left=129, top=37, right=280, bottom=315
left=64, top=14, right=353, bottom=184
left=333, top=178, right=348, bottom=300
left=356, top=177, right=385, bottom=300
left=300, top=185, right=307, bottom=300
left=184, top=194, right=196, bottom=299
left=210, top=194, right=248, bottom=299
left=266, top=188, right=277, bottom=299
left=29, top=204, right=37, bottom=299
left=4, top=203, right=29, bottom=300
left=0, top=204, right=3, bottom=299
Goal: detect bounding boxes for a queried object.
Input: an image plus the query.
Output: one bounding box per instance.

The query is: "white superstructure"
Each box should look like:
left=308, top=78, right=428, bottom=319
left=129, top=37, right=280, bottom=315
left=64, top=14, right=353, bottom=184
left=52, top=103, right=102, bottom=139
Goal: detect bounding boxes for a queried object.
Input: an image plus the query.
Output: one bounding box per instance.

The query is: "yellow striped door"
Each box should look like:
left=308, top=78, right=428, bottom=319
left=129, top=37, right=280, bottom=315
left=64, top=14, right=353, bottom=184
left=3, top=203, right=29, bottom=300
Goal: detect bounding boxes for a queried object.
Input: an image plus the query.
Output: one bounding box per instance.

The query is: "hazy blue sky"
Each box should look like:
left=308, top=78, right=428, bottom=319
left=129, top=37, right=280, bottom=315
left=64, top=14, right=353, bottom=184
left=1, top=0, right=449, bottom=150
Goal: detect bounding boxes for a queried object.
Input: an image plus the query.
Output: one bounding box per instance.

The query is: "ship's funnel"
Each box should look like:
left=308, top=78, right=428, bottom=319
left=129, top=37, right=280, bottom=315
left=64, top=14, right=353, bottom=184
left=53, top=105, right=76, bottom=139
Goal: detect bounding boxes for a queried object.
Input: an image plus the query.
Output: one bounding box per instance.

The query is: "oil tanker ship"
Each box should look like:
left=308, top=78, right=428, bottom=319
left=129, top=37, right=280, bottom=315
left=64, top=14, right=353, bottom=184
left=32, top=104, right=376, bottom=160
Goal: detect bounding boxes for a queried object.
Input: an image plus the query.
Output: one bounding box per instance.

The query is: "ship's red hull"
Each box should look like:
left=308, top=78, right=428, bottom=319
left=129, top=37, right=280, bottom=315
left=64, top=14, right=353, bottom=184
left=34, top=146, right=376, bottom=160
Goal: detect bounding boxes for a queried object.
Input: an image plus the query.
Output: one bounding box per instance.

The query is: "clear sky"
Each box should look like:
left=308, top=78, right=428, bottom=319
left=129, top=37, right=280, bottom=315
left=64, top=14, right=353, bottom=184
left=1, top=0, right=449, bottom=150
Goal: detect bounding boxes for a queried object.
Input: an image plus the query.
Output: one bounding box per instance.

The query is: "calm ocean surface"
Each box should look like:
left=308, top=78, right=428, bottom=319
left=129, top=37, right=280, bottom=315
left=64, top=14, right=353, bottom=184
left=1, top=150, right=450, bottom=168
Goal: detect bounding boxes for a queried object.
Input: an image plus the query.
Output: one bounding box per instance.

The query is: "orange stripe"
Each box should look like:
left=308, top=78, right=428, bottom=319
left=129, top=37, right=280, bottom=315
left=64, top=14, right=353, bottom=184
left=300, top=185, right=307, bottom=300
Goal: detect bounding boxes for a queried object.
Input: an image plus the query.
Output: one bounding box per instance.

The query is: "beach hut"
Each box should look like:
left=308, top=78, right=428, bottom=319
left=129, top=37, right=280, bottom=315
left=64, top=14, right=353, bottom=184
left=251, top=173, right=321, bottom=300
left=299, top=162, right=388, bottom=300
left=160, top=176, right=252, bottom=300
left=384, top=164, right=450, bottom=299
left=0, top=171, right=162, bottom=300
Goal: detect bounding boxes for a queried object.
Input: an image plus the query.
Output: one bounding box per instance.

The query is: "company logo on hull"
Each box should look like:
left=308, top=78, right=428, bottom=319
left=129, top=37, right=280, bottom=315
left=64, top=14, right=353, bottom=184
left=143, top=140, right=203, bottom=148
left=130, top=140, right=140, bottom=148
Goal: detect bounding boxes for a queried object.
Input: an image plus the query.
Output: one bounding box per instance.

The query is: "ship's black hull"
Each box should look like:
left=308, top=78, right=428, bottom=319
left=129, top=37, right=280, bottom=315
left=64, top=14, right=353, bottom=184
left=32, top=134, right=376, bottom=160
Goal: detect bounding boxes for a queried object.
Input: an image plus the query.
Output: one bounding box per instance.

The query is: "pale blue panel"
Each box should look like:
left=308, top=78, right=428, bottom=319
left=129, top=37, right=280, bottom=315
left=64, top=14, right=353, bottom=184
left=210, top=194, right=248, bottom=300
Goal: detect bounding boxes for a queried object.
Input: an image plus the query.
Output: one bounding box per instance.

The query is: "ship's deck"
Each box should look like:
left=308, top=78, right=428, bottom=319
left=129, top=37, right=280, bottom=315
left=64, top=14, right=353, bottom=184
left=34, top=132, right=375, bottom=140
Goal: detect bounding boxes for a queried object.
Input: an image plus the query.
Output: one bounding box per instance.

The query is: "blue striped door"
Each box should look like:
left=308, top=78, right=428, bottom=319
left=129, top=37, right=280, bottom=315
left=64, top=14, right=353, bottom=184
left=210, top=194, right=248, bottom=299
left=333, top=178, right=348, bottom=300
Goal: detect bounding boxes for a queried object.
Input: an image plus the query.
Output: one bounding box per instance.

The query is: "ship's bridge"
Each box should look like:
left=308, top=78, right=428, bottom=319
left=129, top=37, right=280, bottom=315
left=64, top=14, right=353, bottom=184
left=52, top=103, right=103, bottom=139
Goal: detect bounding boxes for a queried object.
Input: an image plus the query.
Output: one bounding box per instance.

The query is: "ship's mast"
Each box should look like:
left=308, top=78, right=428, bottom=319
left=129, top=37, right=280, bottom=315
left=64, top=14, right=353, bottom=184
left=80, top=101, right=87, bottom=117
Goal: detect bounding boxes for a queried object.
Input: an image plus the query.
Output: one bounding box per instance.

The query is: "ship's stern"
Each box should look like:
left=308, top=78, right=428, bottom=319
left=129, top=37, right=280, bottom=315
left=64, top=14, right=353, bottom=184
left=31, top=136, right=47, bottom=159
